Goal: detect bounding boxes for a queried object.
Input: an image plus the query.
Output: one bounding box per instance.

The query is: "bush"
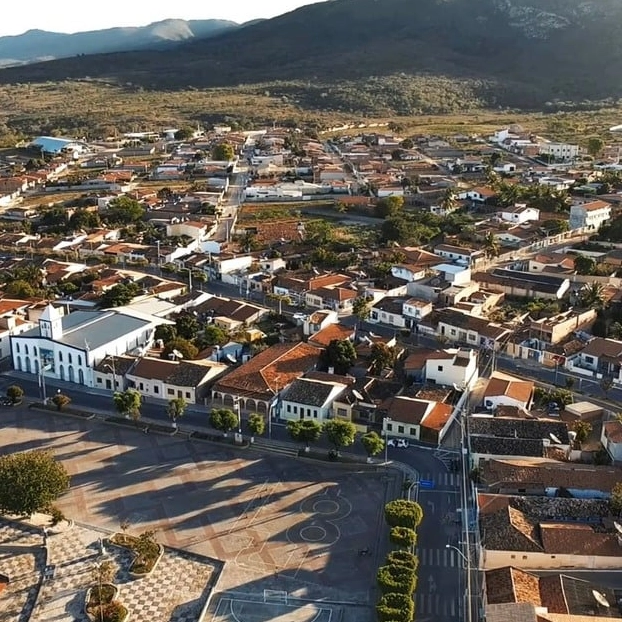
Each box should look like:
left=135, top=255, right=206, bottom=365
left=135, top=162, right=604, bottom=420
left=101, top=601, right=127, bottom=622
left=386, top=550, right=419, bottom=571
left=389, top=526, right=417, bottom=548
left=6, top=385, right=24, bottom=404
left=384, top=499, right=423, bottom=530
left=48, top=505, right=66, bottom=526
left=376, top=592, right=415, bottom=622
left=377, top=564, right=417, bottom=594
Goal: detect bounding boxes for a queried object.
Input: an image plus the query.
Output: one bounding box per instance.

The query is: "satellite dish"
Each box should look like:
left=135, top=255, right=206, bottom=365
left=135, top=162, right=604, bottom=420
left=352, top=389, right=364, bottom=401
left=614, top=521, right=622, bottom=536
left=549, top=433, right=562, bottom=444
left=172, top=349, right=183, bottom=359
left=593, top=590, right=610, bottom=608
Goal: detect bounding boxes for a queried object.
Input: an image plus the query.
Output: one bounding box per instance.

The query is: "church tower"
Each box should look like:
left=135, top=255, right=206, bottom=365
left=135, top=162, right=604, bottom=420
left=39, top=304, right=63, bottom=341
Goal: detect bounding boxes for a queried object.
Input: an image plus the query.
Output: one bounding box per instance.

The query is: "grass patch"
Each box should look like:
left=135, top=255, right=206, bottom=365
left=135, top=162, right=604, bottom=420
left=110, top=532, right=161, bottom=575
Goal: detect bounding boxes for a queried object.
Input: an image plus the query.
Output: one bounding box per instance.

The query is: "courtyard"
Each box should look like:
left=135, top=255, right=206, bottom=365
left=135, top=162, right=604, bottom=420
left=0, top=407, right=396, bottom=621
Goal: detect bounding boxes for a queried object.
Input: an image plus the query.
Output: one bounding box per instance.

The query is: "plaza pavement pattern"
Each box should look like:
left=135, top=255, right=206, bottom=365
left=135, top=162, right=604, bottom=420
left=0, top=408, right=396, bottom=622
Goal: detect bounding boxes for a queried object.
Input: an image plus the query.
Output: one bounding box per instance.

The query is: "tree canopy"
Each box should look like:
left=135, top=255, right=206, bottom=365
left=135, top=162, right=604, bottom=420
left=323, top=419, right=356, bottom=451
left=212, top=142, right=235, bottom=161
left=210, top=408, right=239, bottom=433
left=113, top=389, right=142, bottom=420
left=286, top=419, right=322, bottom=447
left=320, top=339, right=357, bottom=374
left=0, top=450, right=70, bottom=516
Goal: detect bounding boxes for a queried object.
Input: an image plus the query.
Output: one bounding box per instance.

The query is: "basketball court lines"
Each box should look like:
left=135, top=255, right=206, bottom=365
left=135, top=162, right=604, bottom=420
left=211, top=595, right=333, bottom=622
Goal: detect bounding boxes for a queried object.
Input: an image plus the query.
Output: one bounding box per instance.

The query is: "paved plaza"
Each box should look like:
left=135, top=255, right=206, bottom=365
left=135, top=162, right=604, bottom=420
left=0, top=408, right=396, bottom=621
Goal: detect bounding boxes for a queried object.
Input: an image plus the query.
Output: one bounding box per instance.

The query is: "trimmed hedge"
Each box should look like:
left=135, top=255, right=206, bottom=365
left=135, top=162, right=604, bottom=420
left=386, top=550, right=419, bottom=571
left=389, top=526, right=417, bottom=548
left=377, top=563, right=417, bottom=595
left=376, top=592, right=415, bottom=622
left=384, top=499, right=423, bottom=530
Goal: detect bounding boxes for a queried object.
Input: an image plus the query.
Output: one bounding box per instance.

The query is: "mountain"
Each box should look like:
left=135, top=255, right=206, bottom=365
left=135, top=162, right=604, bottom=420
left=0, top=19, right=239, bottom=67
left=1, top=0, right=622, bottom=109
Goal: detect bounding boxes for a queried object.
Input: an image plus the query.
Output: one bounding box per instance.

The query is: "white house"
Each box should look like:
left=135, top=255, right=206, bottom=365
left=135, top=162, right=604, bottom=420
left=498, top=205, right=540, bottom=225
left=483, top=371, right=534, bottom=411
left=602, top=421, right=622, bottom=463
left=10, top=304, right=169, bottom=387
left=402, top=298, right=433, bottom=324
left=538, top=142, right=579, bottom=161
left=166, top=220, right=215, bottom=241
left=391, top=264, right=428, bottom=283
left=369, top=297, right=407, bottom=328
left=425, top=348, right=478, bottom=388
left=303, top=310, right=339, bottom=336
left=569, top=200, right=612, bottom=231
left=457, top=187, right=497, bottom=203
left=434, top=244, right=485, bottom=267
left=280, top=377, right=348, bottom=423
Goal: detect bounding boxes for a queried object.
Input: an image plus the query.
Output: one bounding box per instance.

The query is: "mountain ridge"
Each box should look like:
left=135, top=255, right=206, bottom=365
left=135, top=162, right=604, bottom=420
left=1, top=0, right=621, bottom=110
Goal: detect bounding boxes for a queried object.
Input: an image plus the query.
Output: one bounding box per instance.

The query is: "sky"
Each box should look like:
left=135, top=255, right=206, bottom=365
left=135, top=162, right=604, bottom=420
left=0, top=1, right=326, bottom=37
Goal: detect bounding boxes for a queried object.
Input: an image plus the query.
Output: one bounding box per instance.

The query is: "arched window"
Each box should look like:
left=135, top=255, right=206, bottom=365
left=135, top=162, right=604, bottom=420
left=16, top=343, right=20, bottom=353
left=58, top=351, right=63, bottom=362
left=68, top=352, right=73, bottom=364
left=78, top=354, right=82, bottom=366
left=25, top=344, right=29, bottom=355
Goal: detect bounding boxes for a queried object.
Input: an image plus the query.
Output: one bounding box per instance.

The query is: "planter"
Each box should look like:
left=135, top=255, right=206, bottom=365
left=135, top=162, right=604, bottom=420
left=109, top=533, right=164, bottom=577
left=85, top=583, right=129, bottom=622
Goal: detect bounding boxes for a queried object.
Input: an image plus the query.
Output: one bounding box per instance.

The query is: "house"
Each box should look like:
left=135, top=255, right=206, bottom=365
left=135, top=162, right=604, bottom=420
left=569, top=200, right=612, bottom=231
left=279, top=376, right=349, bottom=423
left=480, top=457, right=622, bottom=498
left=308, top=323, right=356, bottom=348
left=380, top=396, right=452, bottom=441
left=369, top=297, right=407, bottom=328
left=474, top=269, right=570, bottom=300
left=434, top=309, right=511, bottom=350
left=402, top=298, right=433, bottom=324
left=403, top=349, right=437, bottom=382
left=567, top=337, right=622, bottom=382
left=125, top=357, right=227, bottom=404
left=193, top=296, right=268, bottom=330
left=485, top=565, right=619, bottom=617
left=528, top=309, right=596, bottom=346
left=9, top=304, right=170, bottom=387
left=483, top=372, right=534, bottom=411
left=211, top=342, right=320, bottom=414
left=304, top=286, right=357, bottom=314
left=425, top=348, right=478, bottom=388
left=303, top=310, right=339, bottom=337
left=538, top=142, right=579, bottom=161
left=498, top=205, right=540, bottom=225
left=434, top=243, right=486, bottom=268
left=92, top=354, right=135, bottom=392
left=528, top=253, right=576, bottom=274
left=479, top=493, right=622, bottom=570
left=458, top=186, right=497, bottom=203
left=601, top=420, right=622, bottom=463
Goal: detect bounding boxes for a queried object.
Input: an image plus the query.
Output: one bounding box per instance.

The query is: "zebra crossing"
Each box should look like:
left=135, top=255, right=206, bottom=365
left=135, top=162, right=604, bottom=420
left=416, top=546, right=464, bottom=568
left=419, top=472, right=462, bottom=488
left=415, top=591, right=460, bottom=618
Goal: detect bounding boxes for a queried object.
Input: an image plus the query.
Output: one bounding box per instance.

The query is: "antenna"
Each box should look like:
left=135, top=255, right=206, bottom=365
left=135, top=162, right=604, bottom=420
left=592, top=590, right=610, bottom=608
left=352, top=389, right=364, bottom=401
left=549, top=433, right=562, bottom=444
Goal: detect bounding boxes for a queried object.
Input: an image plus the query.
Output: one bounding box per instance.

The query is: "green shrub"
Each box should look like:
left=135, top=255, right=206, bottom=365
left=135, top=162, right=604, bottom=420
left=377, top=563, right=417, bottom=594
left=384, top=499, right=423, bottom=530
left=389, top=526, right=417, bottom=548
left=376, top=592, right=415, bottom=622
left=386, top=550, right=419, bottom=571
left=48, top=505, right=66, bottom=526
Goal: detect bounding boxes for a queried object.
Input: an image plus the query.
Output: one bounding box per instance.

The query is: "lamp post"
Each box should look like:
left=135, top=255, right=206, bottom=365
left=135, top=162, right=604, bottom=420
left=383, top=417, right=391, bottom=464
left=445, top=543, right=468, bottom=567
left=234, top=397, right=241, bottom=434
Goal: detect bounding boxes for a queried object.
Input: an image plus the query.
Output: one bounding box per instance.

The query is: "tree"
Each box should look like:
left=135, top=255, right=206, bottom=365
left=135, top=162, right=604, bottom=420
left=375, top=196, right=404, bottom=219
left=210, top=408, right=238, bottom=434
left=384, top=499, right=424, bottom=530
left=483, top=232, right=501, bottom=258
left=323, top=419, right=356, bottom=453
left=587, top=136, right=604, bottom=158
left=352, top=296, right=371, bottom=327
left=610, top=482, right=622, bottom=514
left=386, top=550, right=419, bottom=570
left=440, top=187, right=458, bottom=213
left=100, top=282, right=140, bottom=308
left=380, top=215, right=412, bottom=244
left=320, top=339, right=357, bottom=374
left=304, top=219, right=334, bottom=245
left=113, top=389, right=142, bottom=421
left=5, top=279, right=36, bottom=298
left=174, top=312, right=199, bottom=340
left=0, top=450, right=69, bottom=516
left=162, top=337, right=198, bottom=360
left=247, top=413, right=266, bottom=438
left=51, top=393, right=71, bottom=411
left=369, top=342, right=397, bottom=375
left=212, top=142, right=235, bottom=161
left=167, top=397, right=187, bottom=428
left=574, top=254, right=596, bottom=275
left=203, top=324, right=229, bottom=346
left=541, top=218, right=569, bottom=235
left=579, top=282, right=606, bottom=309
left=389, top=526, right=418, bottom=548
left=174, top=127, right=195, bottom=141
left=154, top=324, right=176, bottom=344
left=105, top=196, right=145, bottom=225
left=286, top=419, right=322, bottom=449
left=361, top=431, right=385, bottom=458
left=573, top=420, right=592, bottom=445
left=6, top=384, right=24, bottom=404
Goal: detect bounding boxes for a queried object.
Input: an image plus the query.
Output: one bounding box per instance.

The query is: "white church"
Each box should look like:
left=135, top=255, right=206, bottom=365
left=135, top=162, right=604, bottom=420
left=9, top=304, right=166, bottom=387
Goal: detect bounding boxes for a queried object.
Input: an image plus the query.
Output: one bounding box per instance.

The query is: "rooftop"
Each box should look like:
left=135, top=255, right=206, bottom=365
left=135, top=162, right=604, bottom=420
left=282, top=377, right=346, bottom=407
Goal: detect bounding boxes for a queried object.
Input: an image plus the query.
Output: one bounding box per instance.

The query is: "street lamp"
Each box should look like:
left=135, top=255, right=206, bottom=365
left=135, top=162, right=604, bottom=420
left=234, top=397, right=242, bottom=434
left=103, top=355, right=117, bottom=392
left=383, top=417, right=391, bottom=463
left=445, top=543, right=468, bottom=567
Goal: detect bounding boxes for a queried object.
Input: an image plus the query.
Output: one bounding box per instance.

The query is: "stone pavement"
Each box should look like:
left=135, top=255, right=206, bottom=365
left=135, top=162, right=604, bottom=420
left=0, top=519, right=219, bottom=622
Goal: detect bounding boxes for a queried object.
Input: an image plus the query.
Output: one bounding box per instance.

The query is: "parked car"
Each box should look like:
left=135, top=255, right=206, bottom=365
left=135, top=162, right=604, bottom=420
left=387, top=438, right=409, bottom=448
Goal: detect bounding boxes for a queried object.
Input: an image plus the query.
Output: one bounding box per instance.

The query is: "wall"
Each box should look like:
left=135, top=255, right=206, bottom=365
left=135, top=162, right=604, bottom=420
left=482, top=548, right=622, bottom=570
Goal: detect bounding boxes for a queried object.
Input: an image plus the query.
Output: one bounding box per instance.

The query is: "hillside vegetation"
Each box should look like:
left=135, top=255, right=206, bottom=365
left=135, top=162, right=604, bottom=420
left=0, top=0, right=621, bottom=111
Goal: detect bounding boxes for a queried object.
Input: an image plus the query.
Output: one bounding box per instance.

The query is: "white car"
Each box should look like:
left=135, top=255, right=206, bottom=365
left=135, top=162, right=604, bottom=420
left=387, top=438, right=410, bottom=448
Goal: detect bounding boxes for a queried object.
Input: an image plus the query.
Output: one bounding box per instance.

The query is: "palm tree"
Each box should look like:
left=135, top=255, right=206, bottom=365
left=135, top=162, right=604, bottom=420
left=483, top=232, right=501, bottom=258
left=440, top=188, right=458, bottom=214
left=580, top=282, right=606, bottom=309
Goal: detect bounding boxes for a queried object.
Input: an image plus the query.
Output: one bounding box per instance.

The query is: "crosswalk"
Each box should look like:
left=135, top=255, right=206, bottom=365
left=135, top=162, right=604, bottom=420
left=419, top=472, right=462, bottom=488
left=416, top=546, right=464, bottom=568
left=415, top=591, right=460, bottom=618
